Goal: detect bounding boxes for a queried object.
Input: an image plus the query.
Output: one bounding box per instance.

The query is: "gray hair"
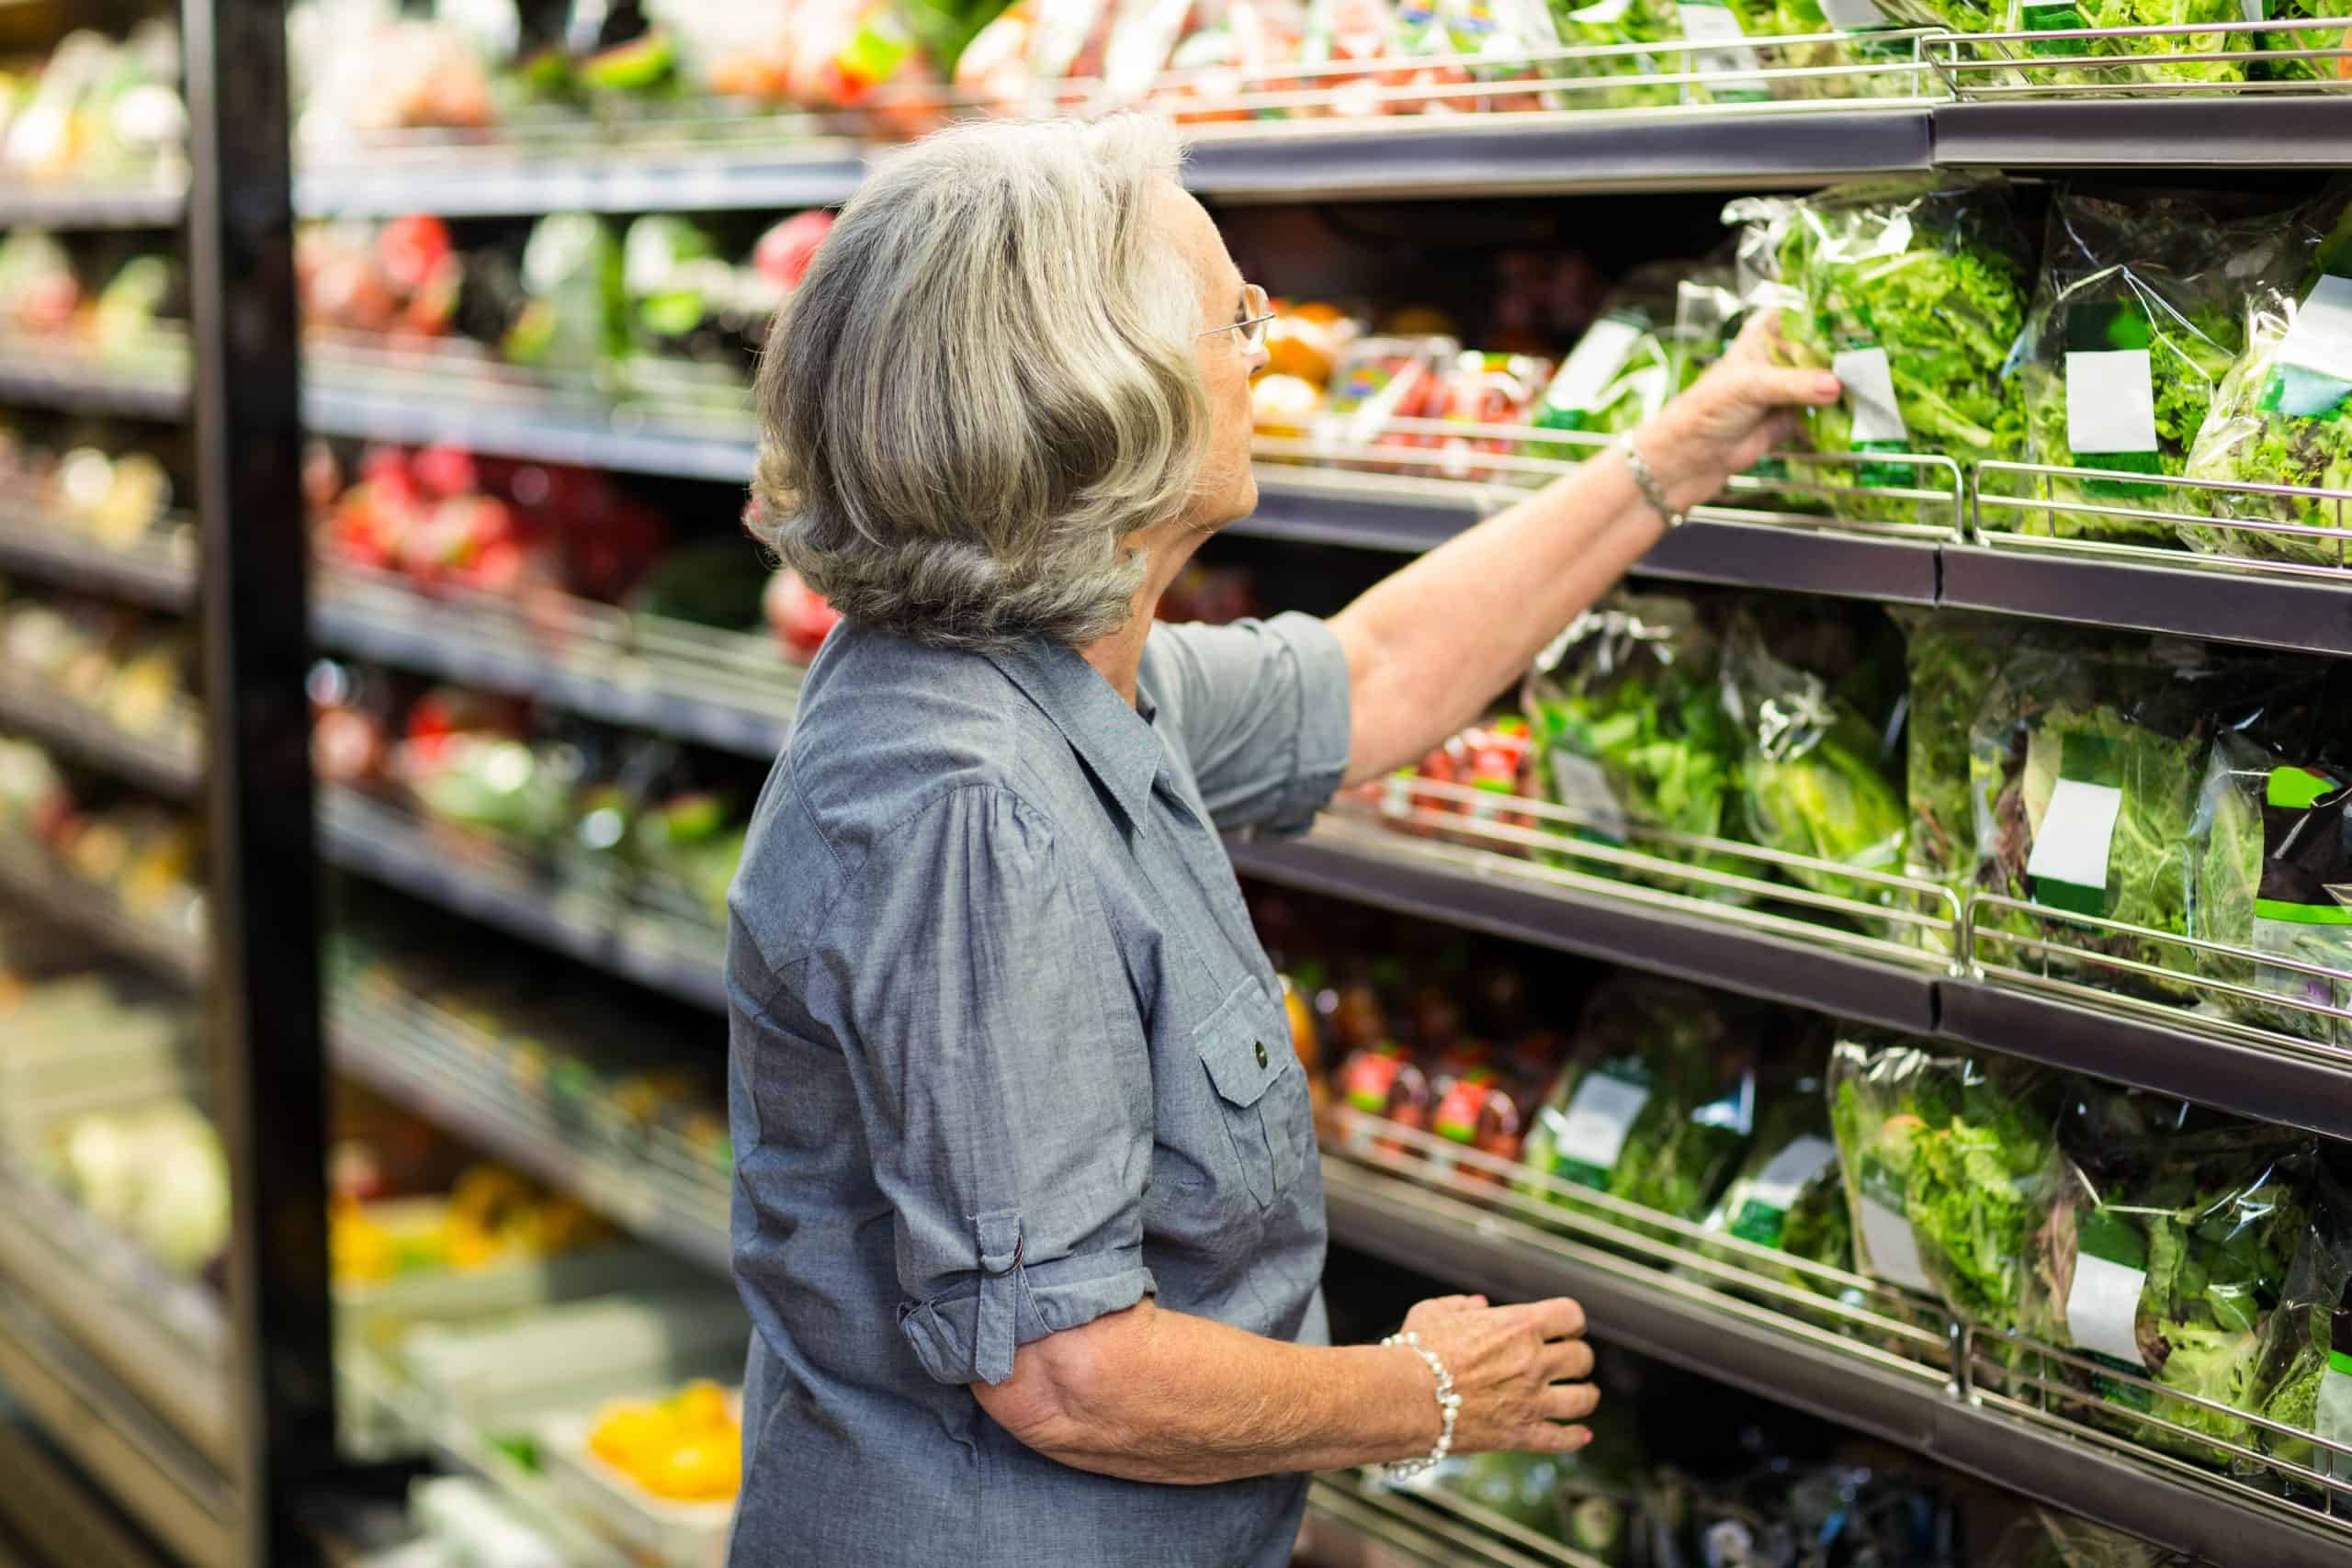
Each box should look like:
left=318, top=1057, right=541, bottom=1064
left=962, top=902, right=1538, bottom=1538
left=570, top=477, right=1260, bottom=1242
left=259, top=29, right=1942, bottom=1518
left=749, top=115, right=1207, bottom=652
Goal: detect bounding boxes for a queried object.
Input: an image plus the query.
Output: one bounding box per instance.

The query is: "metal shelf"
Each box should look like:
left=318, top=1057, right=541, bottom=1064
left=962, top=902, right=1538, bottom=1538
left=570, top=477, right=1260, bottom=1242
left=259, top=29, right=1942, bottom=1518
left=1229, top=818, right=1941, bottom=1033
left=0, top=1161, right=231, bottom=1470
left=318, top=789, right=729, bottom=1014
left=327, top=986, right=731, bottom=1276
left=0, top=838, right=205, bottom=987
left=0, top=174, right=187, bottom=229
left=1303, top=1474, right=1593, bottom=1568
left=0, top=680, right=202, bottom=799
left=1933, top=96, right=2352, bottom=171
left=312, top=575, right=796, bottom=760
left=295, top=146, right=865, bottom=220
left=0, top=350, right=187, bottom=421
left=0, top=509, right=196, bottom=612
left=1245, top=469, right=1942, bottom=602
left=301, top=378, right=756, bottom=483
left=1320, top=1155, right=2352, bottom=1568
left=1940, top=541, right=2352, bottom=659
left=0, top=1291, right=235, bottom=1568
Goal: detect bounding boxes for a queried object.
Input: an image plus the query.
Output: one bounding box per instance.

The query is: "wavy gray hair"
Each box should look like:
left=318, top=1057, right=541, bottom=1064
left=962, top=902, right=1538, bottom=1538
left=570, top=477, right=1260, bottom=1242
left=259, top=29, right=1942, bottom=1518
left=749, top=115, right=1208, bottom=652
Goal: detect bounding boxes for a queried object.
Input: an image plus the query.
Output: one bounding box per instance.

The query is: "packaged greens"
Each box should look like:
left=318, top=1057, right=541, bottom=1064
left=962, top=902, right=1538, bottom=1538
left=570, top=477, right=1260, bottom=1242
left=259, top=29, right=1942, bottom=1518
left=1896, top=610, right=2018, bottom=925
left=1520, top=976, right=1756, bottom=1221
left=1827, top=1037, right=2061, bottom=1330
left=2020, top=192, right=2292, bottom=545
left=1718, top=614, right=1907, bottom=909
left=2253, top=1164, right=2352, bottom=1501
left=1727, top=177, right=2030, bottom=522
left=2180, top=194, right=2352, bottom=568
left=1969, top=638, right=2324, bottom=989
left=2023, top=1124, right=2314, bottom=1470
left=1529, top=266, right=1688, bottom=448
left=1548, top=0, right=1681, bottom=110
left=2188, top=736, right=2352, bottom=1046
left=1985, top=1509, right=2197, bottom=1568
left=2255, top=1, right=2352, bottom=85
left=1999, top=0, right=2251, bottom=91
left=1521, top=593, right=1744, bottom=890
left=1702, top=1074, right=1851, bottom=1289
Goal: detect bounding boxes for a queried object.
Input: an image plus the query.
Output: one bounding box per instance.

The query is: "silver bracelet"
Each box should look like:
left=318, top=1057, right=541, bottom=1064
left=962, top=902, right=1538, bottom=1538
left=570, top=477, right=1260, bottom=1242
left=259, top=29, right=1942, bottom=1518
left=1379, top=1330, right=1461, bottom=1482
left=1618, top=432, right=1686, bottom=531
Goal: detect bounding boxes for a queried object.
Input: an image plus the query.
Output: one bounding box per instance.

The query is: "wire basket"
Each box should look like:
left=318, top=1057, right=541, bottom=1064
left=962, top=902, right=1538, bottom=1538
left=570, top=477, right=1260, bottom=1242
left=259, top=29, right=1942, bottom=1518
left=1973, top=460, right=2352, bottom=580
left=1930, top=17, right=2352, bottom=98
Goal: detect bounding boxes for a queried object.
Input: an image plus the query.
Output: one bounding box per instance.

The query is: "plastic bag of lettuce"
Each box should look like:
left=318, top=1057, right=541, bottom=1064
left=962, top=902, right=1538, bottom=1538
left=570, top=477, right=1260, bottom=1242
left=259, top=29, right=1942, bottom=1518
left=1700, top=1068, right=1854, bottom=1314
left=1527, top=265, right=1702, bottom=459
left=1718, top=610, right=1908, bottom=912
left=1520, top=976, right=1757, bottom=1222
left=1521, top=592, right=1747, bottom=897
left=2252, top=1161, right=2352, bottom=1505
left=2019, top=192, right=2300, bottom=547
left=2021, top=1121, right=2316, bottom=1472
left=1968, top=636, right=2324, bottom=995
left=1827, top=1037, right=2062, bottom=1333
left=2182, top=192, right=2352, bottom=568
left=1996, top=0, right=2254, bottom=91
left=2188, top=736, right=2352, bottom=1047
left=1894, top=609, right=2020, bottom=949
left=1726, top=176, right=2031, bottom=525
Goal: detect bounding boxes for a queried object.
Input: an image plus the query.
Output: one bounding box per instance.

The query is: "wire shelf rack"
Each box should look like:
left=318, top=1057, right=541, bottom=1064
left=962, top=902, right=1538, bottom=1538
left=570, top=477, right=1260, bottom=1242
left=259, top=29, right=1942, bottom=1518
left=1306, top=1467, right=1617, bottom=1568
left=0, top=494, right=195, bottom=610
left=1324, top=1107, right=2352, bottom=1546
left=1929, top=17, right=2352, bottom=97
left=328, top=957, right=732, bottom=1271
left=315, top=563, right=799, bottom=758
left=1337, top=772, right=1963, bottom=972
left=1973, top=460, right=2352, bottom=580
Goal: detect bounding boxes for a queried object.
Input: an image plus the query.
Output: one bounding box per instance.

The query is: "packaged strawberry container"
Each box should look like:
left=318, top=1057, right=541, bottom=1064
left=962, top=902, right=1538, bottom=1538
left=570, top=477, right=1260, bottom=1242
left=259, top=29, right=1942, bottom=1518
left=1313, top=334, right=1458, bottom=472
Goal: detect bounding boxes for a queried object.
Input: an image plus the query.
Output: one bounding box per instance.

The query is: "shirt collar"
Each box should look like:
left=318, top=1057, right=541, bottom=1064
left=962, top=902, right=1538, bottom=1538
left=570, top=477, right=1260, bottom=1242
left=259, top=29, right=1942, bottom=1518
left=986, top=636, right=1161, bottom=829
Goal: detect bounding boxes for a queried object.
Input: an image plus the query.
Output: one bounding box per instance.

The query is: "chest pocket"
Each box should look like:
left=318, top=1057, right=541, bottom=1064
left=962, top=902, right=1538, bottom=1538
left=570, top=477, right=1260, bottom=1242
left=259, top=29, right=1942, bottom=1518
left=1193, top=983, right=1306, bottom=1210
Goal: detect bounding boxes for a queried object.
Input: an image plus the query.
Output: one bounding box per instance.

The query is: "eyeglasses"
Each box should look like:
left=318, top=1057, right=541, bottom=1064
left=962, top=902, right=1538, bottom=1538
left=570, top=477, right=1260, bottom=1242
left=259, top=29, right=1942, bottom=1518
left=1200, top=282, right=1276, bottom=354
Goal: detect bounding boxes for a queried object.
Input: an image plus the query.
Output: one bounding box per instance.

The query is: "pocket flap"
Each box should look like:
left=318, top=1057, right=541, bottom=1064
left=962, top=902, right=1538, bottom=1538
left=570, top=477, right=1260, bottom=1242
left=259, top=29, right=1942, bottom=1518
left=1197, top=1013, right=1284, bottom=1110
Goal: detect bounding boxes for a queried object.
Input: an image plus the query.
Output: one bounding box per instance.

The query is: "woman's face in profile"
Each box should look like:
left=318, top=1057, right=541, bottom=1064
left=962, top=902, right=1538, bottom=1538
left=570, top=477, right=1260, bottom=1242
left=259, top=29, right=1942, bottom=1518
left=1159, top=183, right=1271, bottom=534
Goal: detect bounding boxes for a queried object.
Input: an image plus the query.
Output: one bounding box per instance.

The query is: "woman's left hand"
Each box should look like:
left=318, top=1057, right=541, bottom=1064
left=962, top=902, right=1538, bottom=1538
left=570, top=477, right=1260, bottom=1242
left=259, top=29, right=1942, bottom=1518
left=1634, top=310, right=1844, bottom=516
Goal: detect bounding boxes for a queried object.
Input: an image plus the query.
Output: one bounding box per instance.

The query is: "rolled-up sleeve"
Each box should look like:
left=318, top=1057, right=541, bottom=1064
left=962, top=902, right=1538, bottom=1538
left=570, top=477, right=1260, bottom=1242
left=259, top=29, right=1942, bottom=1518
left=802, top=785, right=1154, bottom=1386
left=1140, top=612, right=1352, bottom=836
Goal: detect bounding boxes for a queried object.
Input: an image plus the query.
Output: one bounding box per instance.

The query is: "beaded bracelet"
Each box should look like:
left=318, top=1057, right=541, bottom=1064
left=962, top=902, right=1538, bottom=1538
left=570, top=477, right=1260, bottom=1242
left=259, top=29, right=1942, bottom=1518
left=1379, top=1329, right=1461, bottom=1482
left=1619, top=432, right=1687, bottom=531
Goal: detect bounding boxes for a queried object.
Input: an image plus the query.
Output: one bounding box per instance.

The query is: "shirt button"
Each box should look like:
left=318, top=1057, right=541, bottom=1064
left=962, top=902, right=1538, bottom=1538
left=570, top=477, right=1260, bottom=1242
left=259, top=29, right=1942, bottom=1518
left=1254, top=1040, right=1269, bottom=1068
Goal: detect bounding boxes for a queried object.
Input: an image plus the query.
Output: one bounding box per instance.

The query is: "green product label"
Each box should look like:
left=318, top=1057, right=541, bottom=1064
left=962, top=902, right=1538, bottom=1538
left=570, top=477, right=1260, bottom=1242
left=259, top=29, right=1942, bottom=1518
left=2082, top=449, right=2165, bottom=500
left=1544, top=1059, right=1651, bottom=1190
left=2019, top=0, right=2091, bottom=51
left=1856, top=441, right=1911, bottom=491
left=2255, top=765, right=2352, bottom=925
left=1729, top=1199, right=1787, bottom=1247
left=2028, top=733, right=2125, bottom=918
left=2263, top=276, right=2352, bottom=423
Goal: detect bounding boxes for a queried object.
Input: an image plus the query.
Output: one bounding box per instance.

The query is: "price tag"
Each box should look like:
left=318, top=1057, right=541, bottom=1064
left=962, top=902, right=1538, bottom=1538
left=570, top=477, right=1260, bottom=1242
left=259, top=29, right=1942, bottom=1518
left=1832, top=346, right=1908, bottom=445
left=2064, top=349, right=2159, bottom=457
left=2027, top=778, right=2124, bottom=912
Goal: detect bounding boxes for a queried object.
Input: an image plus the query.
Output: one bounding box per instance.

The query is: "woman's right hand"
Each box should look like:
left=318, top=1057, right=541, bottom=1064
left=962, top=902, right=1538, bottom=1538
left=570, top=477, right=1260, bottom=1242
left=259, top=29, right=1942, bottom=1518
left=1395, top=1293, right=1598, bottom=1456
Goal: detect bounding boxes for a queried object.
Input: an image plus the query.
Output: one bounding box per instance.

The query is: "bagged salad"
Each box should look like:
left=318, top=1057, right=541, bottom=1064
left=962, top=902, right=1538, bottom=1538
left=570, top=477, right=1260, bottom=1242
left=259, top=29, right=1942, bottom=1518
left=1520, top=976, right=1756, bottom=1221
left=1997, top=0, right=2251, bottom=90
left=2023, top=1123, right=2314, bottom=1470
left=1701, top=1070, right=1852, bottom=1297
left=1728, top=176, right=2030, bottom=522
left=2019, top=191, right=2297, bottom=545
left=1548, top=0, right=1683, bottom=110
left=1528, top=268, right=1687, bottom=456
left=1520, top=592, right=1744, bottom=891
left=1717, top=612, right=1908, bottom=909
left=1896, top=609, right=2018, bottom=930
left=2181, top=193, right=2352, bottom=568
left=1967, top=637, right=2321, bottom=989
left=2254, top=1162, right=2352, bottom=1503
left=1827, top=1037, right=2061, bottom=1330
left=2188, top=736, right=2352, bottom=1046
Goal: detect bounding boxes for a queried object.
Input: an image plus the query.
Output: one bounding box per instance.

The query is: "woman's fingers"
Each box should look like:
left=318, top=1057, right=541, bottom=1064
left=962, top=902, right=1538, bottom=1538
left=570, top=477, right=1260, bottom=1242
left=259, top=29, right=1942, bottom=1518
left=1732, top=363, right=1842, bottom=412
left=1540, top=1382, right=1602, bottom=1423
left=1518, top=1421, right=1595, bottom=1454
left=1544, top=1337, right=1597, bottom=1383
left=1504, top=1296, right=1588, bottom=1343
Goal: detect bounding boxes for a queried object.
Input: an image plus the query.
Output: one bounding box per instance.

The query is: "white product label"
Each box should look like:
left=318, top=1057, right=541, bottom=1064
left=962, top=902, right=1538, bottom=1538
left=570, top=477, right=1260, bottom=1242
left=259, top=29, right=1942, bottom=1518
left=1551, top=752, right=1629, bottom=843
left=1679, top=2, right=1766, bottom=92
left=2319, top=1360, right=2352, bottom=1484
left=2025, top=778, right=2125, bottom=896
left=2064, top=1251, right=2150, bottom=1370
left=1566, top=0, right=1634, bottom=21
left=1818, top=0, right=1892, bottom=27
left=1832, top=347, right=1908, bottom=445
left=1746, top=1135, right=1838, bottom=1214
left=2065, top=349, right=2159, bottom=457
left=1547, top=316, right=1646, bottom=415
left=1556, top=1071, right=1652, bottom=1172
left=2279, top=274, right=2352, bottom=381
left=1382, top=772, right=1414, bottom=818
left=1857, top=1193, right=1933, bottom=1293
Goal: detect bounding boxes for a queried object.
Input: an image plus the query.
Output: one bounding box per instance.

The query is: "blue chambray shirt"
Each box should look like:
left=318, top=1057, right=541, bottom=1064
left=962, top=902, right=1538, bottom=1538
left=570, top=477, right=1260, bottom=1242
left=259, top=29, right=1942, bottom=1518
left=725, top=610, right=1352, bottom=1567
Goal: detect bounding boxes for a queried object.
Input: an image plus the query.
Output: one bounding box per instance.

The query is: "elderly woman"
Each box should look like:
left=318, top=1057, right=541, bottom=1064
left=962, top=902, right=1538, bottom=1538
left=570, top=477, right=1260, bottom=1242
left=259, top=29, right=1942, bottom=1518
left=726, top=116, right=1838, bottom=1565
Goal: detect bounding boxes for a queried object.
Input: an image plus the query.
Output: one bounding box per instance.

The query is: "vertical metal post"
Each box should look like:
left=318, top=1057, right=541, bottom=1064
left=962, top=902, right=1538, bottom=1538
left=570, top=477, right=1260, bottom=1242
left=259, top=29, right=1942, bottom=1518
left=183, top=1, right=336, bottom=1562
